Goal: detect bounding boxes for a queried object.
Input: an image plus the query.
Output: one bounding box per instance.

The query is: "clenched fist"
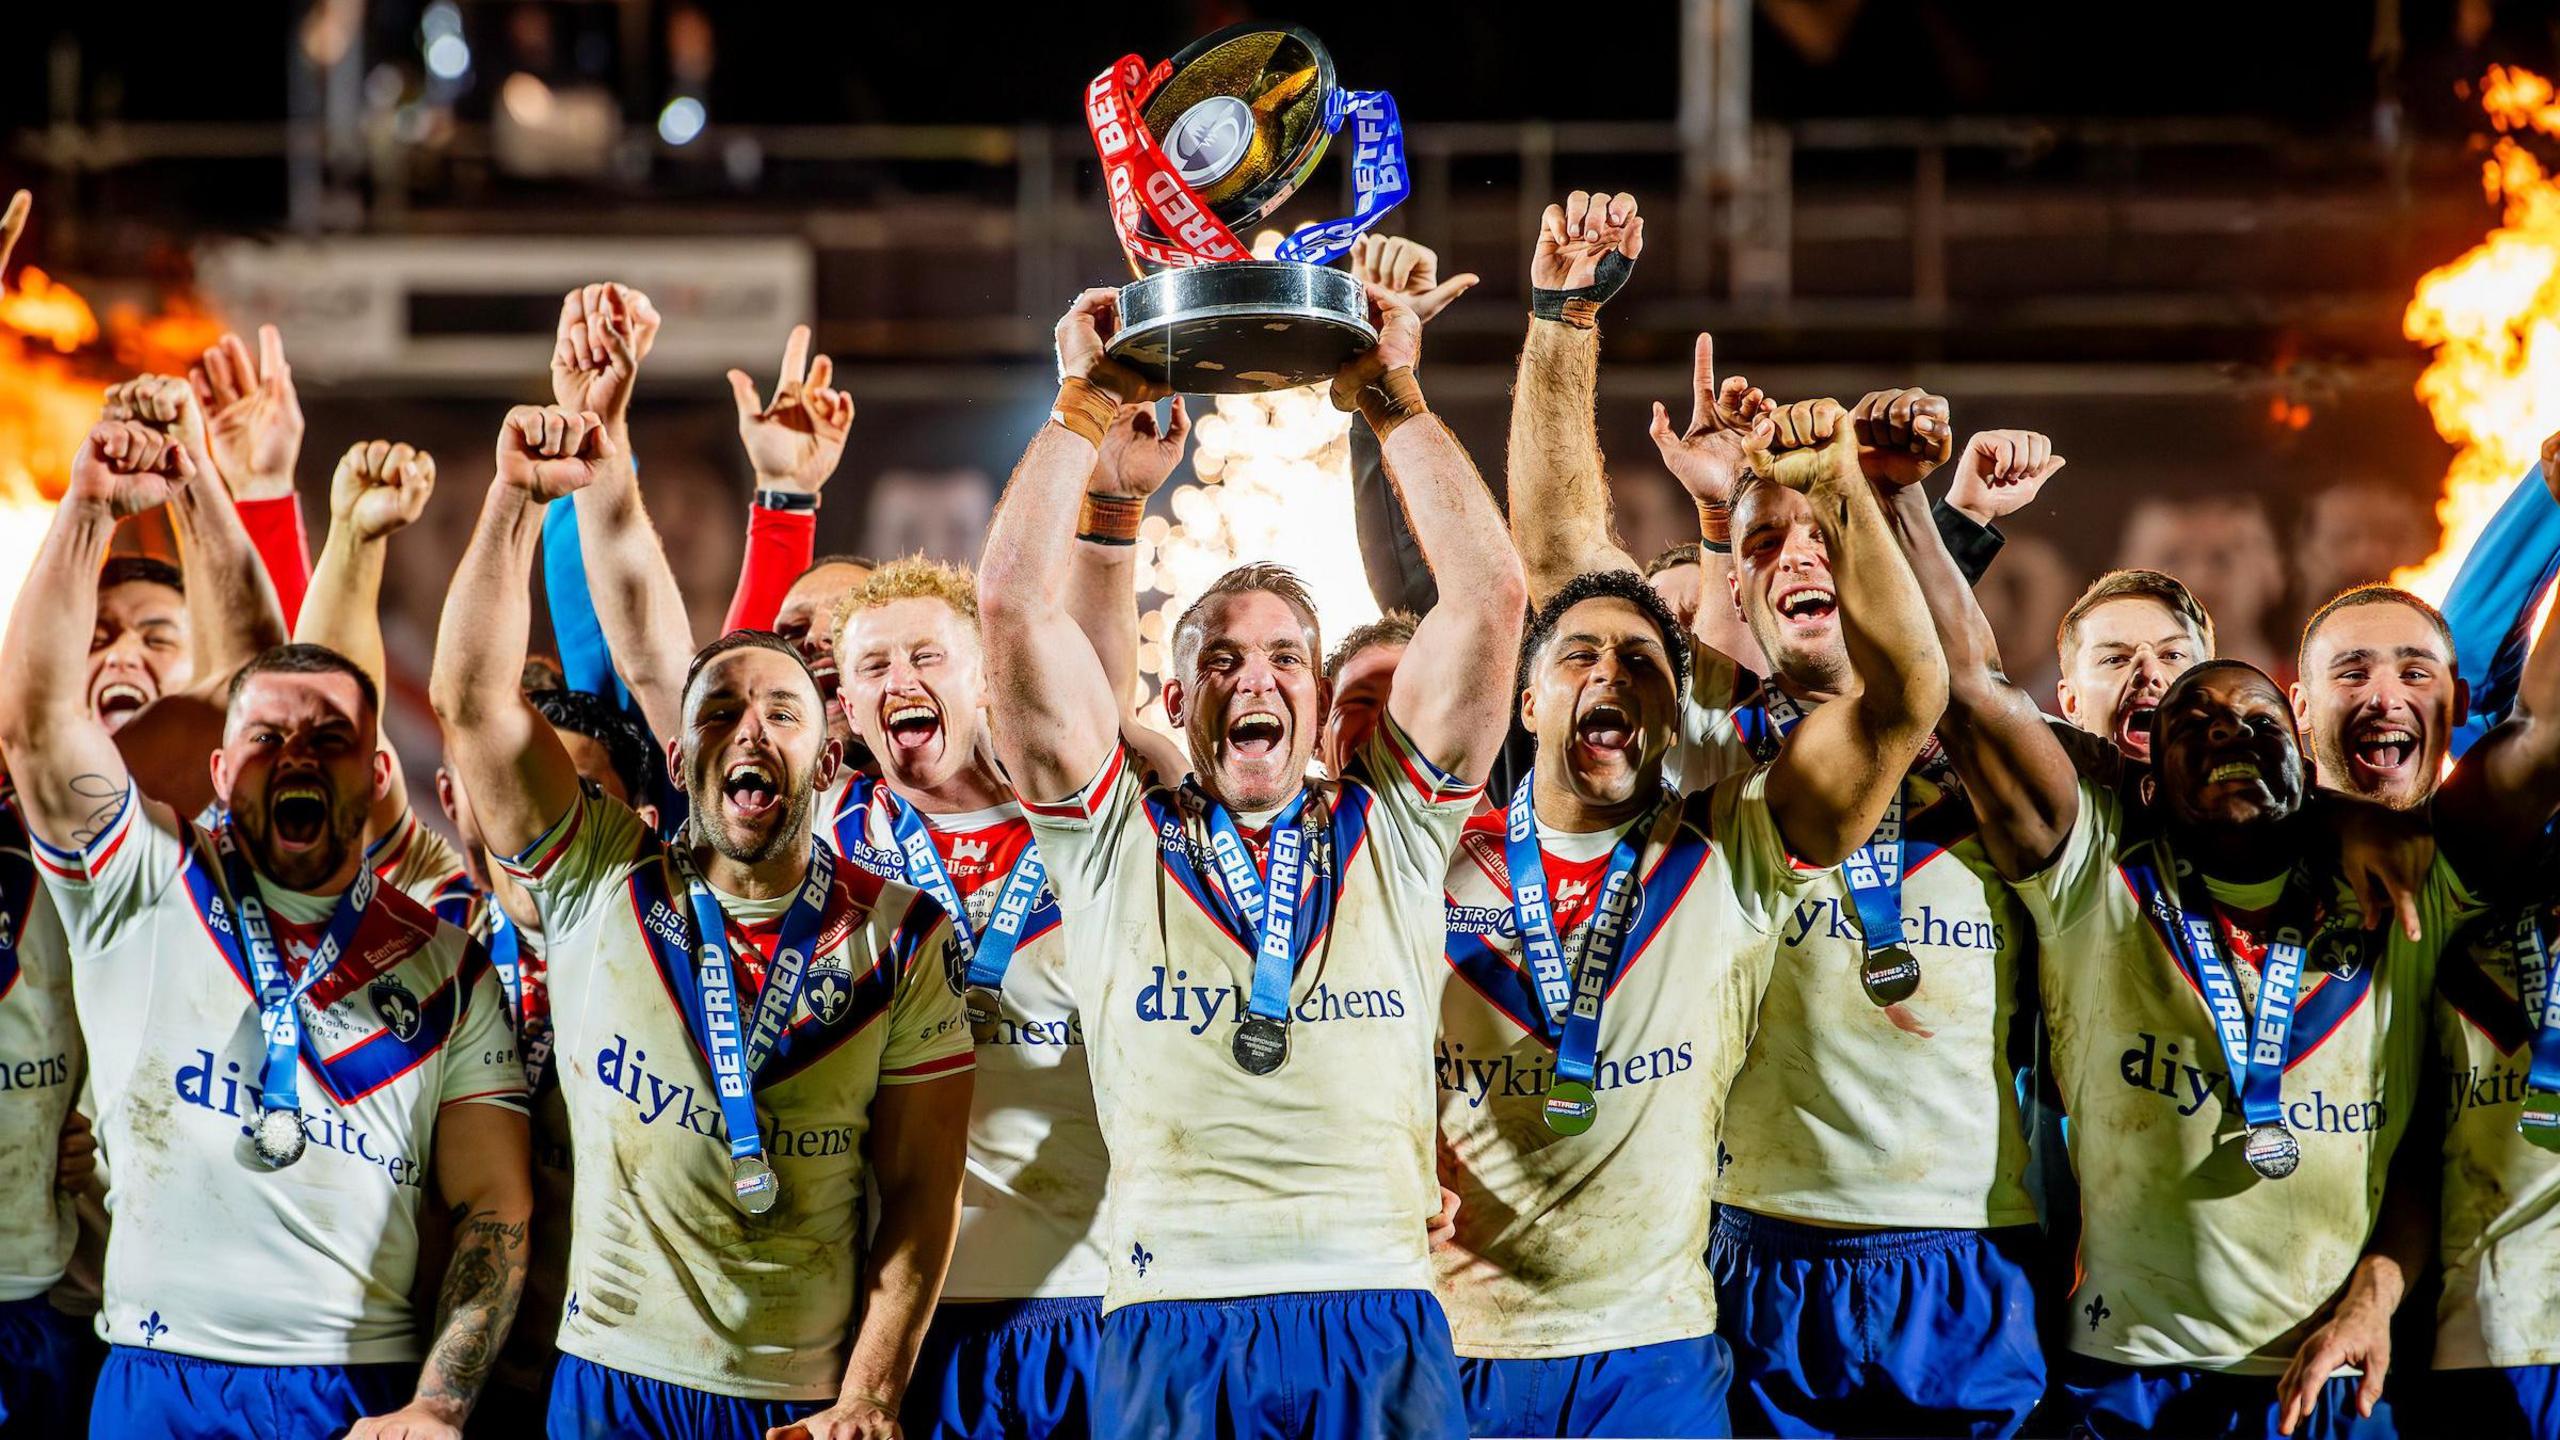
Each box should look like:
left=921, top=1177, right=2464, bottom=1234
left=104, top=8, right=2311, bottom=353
left=551, top=283, right=660, bottom=426
left=1849, top=388, right=1953, bottom=491
left=70, top=419, right=194, bottom=517
left=1945, top=430, right=2065, bottom=525
left=332, top=441, right=437, bottom=542
left=1533, top=190, right=1643, bottom=292
left=728, top=325, right=855, bottom=495
left=1748, top=399, right=1858, bottom=497
left=190, top=327, right=304, bottom=503
left=495, top=406, right=615, bottom=502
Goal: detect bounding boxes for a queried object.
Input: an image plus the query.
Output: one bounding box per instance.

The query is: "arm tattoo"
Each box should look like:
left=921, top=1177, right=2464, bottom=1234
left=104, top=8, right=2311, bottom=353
left=67, top=772, right=124, bottom=848
left=416, top=1204, right=529, bottom=1419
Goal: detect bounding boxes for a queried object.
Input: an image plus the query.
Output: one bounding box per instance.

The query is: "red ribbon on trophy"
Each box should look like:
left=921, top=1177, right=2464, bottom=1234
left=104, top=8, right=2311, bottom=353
left=1085, top=55, right=1255, bottom=269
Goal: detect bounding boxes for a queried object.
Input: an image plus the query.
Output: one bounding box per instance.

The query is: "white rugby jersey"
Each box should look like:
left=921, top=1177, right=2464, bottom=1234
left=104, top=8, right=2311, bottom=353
left=370, top=809, right=471, bottom=912
left=2021, top=777, right=2474, bottom=1373
left=0, top=792, right=79, bottom=1302
left=503, top=791, right=971, bottom=1401
left=1435, top=769, right=1814, bottom=1358
left=1671, top=655, right=2036, bottom=1228
left=2432, top=891, right=2560, bottom=1369
left=38, top=782, right=522, bottom=1365
left=1023, top=717, right=1476, bottom=1312
left=832, top=779, right=1105, bottom=1300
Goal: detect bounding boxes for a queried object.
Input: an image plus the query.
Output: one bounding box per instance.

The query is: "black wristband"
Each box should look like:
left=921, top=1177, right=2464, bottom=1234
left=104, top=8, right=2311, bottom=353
left=753, top=489, right=820, bottom=513
left=1530, top=251, right=1636, bottom=326
left=1930, top=496, right=2005, bottom=585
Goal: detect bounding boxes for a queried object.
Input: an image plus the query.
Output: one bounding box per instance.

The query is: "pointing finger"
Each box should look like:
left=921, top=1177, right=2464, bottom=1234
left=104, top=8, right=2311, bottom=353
left=1690, top=333, right=1718, bottom=433
left=257, top=323, right=290, bottom=384
left=779, top=324, right=812, bottom=389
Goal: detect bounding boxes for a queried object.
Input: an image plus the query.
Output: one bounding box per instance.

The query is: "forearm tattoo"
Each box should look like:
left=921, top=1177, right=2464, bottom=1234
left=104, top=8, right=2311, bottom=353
left=417, top=1205, right=528, bottom=1419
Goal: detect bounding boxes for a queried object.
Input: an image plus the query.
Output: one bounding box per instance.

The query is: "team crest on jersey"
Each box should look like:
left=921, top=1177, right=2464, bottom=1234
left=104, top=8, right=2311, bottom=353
left=805, top=954, right=855, bottom=1027
left=371, top=977, right=423, bottom=1042
left=2309, top=911, right=2368, bottom=978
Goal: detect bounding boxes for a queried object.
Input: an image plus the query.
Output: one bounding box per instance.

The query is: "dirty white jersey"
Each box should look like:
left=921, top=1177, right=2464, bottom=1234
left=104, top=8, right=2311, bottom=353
left=1435, top=768, right=1816, bottom=1358
left=503, top=791, right=971, bottom=1401
left=369, top=808, right=471, bottom=913
left=2020, top=776, right=2475, bottom=1373
left=1022, top=718, right=1476, bottom=1312
left=0, top=789, right=79, bottom=1302
left=2432, top=885, right=2560, bottom=1370
left=831, top=777, right=1106, bottom=1300
left=39, top=781, right=522, bottom=1365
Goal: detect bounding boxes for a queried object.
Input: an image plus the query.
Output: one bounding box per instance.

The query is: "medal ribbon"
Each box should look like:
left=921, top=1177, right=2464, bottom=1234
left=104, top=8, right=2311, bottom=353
left=212, top=825, right=377, bottom=1120
left=1085, top=56, right=1253, bottom=269
left=673, top=840, right=835, bottom=1166
left=1199, top=788, right=1314, bottom=1025
left=1751, top=684, right=1912, bottom=960
left=1271, top=89, right=1410, bottom=267
left=883, top=796, right=1048, bottom=995
left=1501, top=773, right=1663, bottom=1087
left=2127, top=850, right=2309, bottom=1135
left=2514, top=909, right=2560, bottom=1096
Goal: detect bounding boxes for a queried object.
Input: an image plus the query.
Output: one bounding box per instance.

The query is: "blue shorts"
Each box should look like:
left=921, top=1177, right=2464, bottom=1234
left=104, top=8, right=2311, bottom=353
left=0, top=1294, right=94, bottom=1437
left=1460, top=1333, right=1733, bottom=1438
left=1709, top=1206, right=2044, bottom=1438
left=90, top=1345, right=413, bottom=1439
left=903, top=1296, right=1100, bottom=1440
left=2060, top=1354, right=2397, bottom=1439
left=1096, top=1288, right=1465, bottom=1440
left=2425, top=1366, right=2560, bottom=1440
left=545, top=1353, right=814, bottom=1440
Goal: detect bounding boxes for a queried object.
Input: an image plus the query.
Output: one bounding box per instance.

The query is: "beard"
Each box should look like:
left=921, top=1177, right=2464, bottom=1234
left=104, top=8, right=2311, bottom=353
left=688, top=767, right=817, bottom=866
left=233, top=788, right=368, bottom=892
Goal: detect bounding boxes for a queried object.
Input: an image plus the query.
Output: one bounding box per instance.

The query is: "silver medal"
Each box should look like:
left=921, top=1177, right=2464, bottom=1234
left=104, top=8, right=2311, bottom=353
left=731, top=1154, right=780, bottom=1214
left=252, top=1107, right=307, bottom=1169
left=2241, top=1122, right=2299, bottom=1180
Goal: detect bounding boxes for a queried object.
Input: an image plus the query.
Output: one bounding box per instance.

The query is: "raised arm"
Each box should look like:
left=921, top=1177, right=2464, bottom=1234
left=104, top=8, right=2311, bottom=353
left=1068, top=399, right=1194, bottom=781
left=1876, top=418, right=2081, bottom=879
left=1341, top=288, right=1530, bottom=785
left=1507, top=192, right=1646, bottom=602
left=2437, top=440, right=2560, bottom=866
left=0, top=422, right=192, bottom=850
left=1648, top=331, right=1773, bottom=666
left=103, top=375, right=288, bottom=680
left=978, top=291, right=1165, bottom=803
left=1348, top=234, right=1478, bottom=616
left=360, top=1102, right=531, bottom=1437
left=296, top=441, right=437, bottom=694
left=722, top=325, right=853, bottom=635
left=429, top=408, right=613, bottom=857
left=780, top=1072, right=972, bottom=1438
left=551, top=284, right=692, bottom=740
left=190, top=326, right=311, bottom=624
left=1754, top=400, right=1951, bottom=865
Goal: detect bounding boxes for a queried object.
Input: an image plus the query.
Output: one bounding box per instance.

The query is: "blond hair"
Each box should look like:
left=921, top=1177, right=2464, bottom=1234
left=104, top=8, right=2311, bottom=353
left=832, top=553, right=979, bottom=649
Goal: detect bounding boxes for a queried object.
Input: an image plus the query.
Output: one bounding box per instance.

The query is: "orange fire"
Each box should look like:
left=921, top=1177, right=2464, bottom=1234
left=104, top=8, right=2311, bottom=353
left=2394, top=65, right=2560, bottom=602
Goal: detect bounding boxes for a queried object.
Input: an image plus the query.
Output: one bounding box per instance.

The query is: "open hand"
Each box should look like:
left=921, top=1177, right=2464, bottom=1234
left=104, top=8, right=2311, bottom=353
left=2274, top=1285, right=2393, bottom=1436
left=71, top=419, right=195, bottom=516
left=495, top=406, right=615, bottom=502
left=1093, top=398, right=1191, bottom=500
left=765, top=1396, right=901, bottom=1440
left=1349, top=234, right=1477, bottom=323
left=727, top=325, right=854, bottom=495
left=332, top=440, right=438, bottom=542
left=190, top=326, right=305, bottom=502
left=1649, top=332, right=1770, bottom=509
left=346, top=1403, right=461, bottom=1440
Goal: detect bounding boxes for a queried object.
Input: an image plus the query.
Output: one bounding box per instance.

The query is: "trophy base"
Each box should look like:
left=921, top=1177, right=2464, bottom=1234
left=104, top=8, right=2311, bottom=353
left=1107, top=262, right=1374, bottom=394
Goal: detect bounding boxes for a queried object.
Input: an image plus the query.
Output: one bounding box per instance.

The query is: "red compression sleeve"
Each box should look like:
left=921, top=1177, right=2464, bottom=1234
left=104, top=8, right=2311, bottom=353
left=724, top=501, right=818, bottom=636
left=235, top=495, right=313, bottom=627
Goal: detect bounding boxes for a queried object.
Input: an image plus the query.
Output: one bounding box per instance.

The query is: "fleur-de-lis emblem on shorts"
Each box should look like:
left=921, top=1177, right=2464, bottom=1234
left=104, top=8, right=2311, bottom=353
left=140, top=1311, right=168, bottom=1346
left=2084, top=1294, right=2111, bottom=1332
left=1130, top=1241, right=1154, bottom=1277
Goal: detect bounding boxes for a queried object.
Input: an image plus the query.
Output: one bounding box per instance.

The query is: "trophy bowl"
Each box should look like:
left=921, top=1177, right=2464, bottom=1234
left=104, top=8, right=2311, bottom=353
left=1110, top=262, right=1374, bottom=394
left=1085, top=24, right=1406, bottom=394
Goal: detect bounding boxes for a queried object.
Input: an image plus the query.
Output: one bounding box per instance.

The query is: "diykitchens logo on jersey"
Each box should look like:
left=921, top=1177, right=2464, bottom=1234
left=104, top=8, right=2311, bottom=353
left=1434, top=1037, right=1697, bottom=1110
left=1781, top=897, right=2008, bottom=952
left=173, top=1050, right=428, bottom=1186
left=1133, top=966, right=1407, bottom=1036
left=589, top=1034, right=857, bottom=1159
left=2118, top=1032, right=2388, bottom=1134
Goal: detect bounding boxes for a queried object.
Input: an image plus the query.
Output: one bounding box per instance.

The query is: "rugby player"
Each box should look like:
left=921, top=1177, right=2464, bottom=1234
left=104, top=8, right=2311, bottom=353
left=1, top=418, right=530, bottom=1439
left=977, top=282, right=1525, bottom=1437
left=433, top=403, right=972, bottom=1439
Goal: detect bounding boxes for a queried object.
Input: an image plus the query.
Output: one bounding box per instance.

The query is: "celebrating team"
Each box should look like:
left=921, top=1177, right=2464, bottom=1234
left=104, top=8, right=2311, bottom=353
left=4, top=175, right=2560, bottom=1440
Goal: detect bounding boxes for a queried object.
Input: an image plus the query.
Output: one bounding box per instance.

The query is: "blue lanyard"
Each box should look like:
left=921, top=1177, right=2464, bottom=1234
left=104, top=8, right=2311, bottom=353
left=1271, top=89, right=1409, bottom=267
left=2513, top=909, right=2560, bottom=1095
left=1501, top=773, right=1661, bottom=1087
left=1199, top=788, right=1314, bottom=1025
left=213, top=826, right=376, bottom=1117
left=1753, top=685, right=1909, bottom=959
left=485, top=905, right=522, bottom=1019
left=2129, top=851, right=2307, bottom=1135
left=882, top=797, right=1048, bottom=995
left=674, top=841, right=834, bottom=1166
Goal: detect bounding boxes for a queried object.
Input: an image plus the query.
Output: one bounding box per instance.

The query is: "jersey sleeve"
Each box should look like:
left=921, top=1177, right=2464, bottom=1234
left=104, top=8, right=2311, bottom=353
left=722, top=499, right=818, bottom=636
left=439, top=941, right=531, bottom=1110
left=30, top=781, right=188, bottom=954
left=492, top=789, right=650, bottom=947
left=235, top=494, right=314, bottom=628
left=2014, top=774, right=2122, bottom=936
left=1017, top=743, right=1145, bottom=911
left=1351, top=713, right=1482, bottom=879
left=1667, top=642, right=1757, bottom=795
left=1708, top=766, right=1834, bottom=934
left=877, top=896, right=974, bottom=1086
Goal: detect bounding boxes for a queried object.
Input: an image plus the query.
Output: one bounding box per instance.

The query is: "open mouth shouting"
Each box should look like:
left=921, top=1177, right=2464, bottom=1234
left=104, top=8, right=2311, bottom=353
left=721, top=758, right=784, bottom=826
left=2114, top=698, right=2160, bottom=761
left=93, top=679, right=152, bottom=732
left=1225, top=710, right=1287, bottom=763
left=269, top=780, right=333, bottom=853
left=2344, top=718, right=2420, bottom=793
left=1772, top=581, right=1838, bottom=636
left=883, top=700, right=942, bottom=755
left=1573, top=701, right=1636, bottom=766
